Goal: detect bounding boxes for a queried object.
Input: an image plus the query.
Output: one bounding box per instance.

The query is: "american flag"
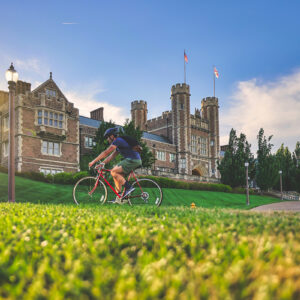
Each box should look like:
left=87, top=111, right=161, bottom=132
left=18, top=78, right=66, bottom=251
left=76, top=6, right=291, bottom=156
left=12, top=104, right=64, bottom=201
left=184, top=51, right=188, bottom=63
left=214, top=67, right=219, bottom=79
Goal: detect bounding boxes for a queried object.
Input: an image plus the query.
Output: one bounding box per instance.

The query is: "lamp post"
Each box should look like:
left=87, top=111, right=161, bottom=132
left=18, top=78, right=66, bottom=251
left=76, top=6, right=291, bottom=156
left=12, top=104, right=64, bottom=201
left=245, top=162, right=249, bottom=205
left=279, top=170, right=283, bottom=200
left=5, top=63, right=19, bottom=203
left=152, top=144, right=156, bottom=172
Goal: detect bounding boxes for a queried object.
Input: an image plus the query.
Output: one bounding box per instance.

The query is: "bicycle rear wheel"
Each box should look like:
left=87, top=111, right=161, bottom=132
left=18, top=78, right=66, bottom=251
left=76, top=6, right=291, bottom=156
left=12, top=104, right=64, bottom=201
left=73, top=176, right=107, bottom=205
left=129, top=178, right=163, bottom=206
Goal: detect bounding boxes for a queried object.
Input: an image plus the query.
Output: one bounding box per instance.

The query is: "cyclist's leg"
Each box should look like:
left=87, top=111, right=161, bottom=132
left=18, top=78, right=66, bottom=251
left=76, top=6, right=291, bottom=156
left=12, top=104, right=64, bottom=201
left=111, top=165, right=126, bottom=194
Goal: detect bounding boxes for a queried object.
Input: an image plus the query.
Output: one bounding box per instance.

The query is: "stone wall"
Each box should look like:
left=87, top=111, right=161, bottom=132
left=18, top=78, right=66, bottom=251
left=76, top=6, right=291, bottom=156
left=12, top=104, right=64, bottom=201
left=0, top=77, right=80, bottom=173
left=146, top=111, right=172, bottom=142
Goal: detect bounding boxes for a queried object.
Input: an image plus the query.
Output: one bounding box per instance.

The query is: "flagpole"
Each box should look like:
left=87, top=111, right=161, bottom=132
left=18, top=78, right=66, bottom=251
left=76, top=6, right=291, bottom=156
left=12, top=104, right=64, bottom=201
left=184, top=50, right=186, bottom=84
left=214, top=68, right=215, bottom=97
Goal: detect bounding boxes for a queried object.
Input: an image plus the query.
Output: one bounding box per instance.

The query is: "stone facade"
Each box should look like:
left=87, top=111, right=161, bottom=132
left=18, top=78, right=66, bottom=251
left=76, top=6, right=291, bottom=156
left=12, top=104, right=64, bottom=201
left=1, top=76, right=220, bottom=181
left=131, top=83, right=220, bottom=179
left=0, top=74, right=80, bottom=174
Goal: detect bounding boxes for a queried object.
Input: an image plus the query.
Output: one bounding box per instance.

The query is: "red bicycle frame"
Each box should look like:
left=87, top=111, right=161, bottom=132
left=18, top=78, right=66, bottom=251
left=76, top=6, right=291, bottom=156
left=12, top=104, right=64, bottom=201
left=89, top=167, right=143, bottom=199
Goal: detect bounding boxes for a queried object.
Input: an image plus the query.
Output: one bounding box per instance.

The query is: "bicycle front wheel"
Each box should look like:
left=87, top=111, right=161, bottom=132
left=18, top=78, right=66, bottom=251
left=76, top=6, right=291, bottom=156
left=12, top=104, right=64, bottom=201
left=73, top=176, right=107, bottom=205
left=129, top=178, right=163, bottom=206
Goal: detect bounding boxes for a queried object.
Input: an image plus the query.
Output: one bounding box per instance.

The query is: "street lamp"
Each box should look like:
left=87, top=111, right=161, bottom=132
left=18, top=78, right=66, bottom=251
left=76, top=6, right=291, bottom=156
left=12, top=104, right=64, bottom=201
left=279, top=170, right=283, bottom=200
left=245, top=162, right=250, bottom=205
left=152, top=144, right=156, bottom=172
left=5, top=63, right=19, bottom=203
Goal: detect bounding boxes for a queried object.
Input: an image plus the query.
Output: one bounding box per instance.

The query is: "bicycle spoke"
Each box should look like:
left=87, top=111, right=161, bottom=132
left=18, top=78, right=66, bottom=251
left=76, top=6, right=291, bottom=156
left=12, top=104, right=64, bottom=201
left=73, top=177, right=107, bottom=205
left=129, top=179, right=162, bottom=206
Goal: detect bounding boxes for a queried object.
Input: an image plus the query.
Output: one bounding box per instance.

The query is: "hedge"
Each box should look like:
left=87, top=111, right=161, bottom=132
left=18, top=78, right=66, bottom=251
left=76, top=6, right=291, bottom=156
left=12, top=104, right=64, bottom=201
left=136, top=175, right=233, bottom=193
left=0, top=167, right=233, bottom=192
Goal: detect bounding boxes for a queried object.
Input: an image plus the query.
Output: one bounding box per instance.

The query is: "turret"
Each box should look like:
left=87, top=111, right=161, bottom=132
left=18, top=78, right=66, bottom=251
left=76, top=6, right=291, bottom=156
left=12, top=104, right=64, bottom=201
left=90, top=107, right=104, bottom=121
left=131, top=100, right=147, bottom=130
left=201, top=97, right=220, bottom=177
left=171, top=83, right=191, bottom=175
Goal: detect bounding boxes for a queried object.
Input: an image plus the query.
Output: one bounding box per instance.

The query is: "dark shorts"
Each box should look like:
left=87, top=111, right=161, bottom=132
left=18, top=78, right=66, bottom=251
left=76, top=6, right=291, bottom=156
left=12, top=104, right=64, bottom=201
left=117, top=158, right=142, bottom=175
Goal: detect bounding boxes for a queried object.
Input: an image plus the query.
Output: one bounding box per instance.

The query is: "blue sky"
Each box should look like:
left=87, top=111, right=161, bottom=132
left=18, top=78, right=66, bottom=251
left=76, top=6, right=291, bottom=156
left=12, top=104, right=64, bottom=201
left=1, top=0, right=300, bottom=152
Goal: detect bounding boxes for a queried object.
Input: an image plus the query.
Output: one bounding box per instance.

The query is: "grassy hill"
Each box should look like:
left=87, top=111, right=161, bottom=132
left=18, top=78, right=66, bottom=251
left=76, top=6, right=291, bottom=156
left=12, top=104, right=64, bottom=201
left=0, top=172, right=281, bottom=209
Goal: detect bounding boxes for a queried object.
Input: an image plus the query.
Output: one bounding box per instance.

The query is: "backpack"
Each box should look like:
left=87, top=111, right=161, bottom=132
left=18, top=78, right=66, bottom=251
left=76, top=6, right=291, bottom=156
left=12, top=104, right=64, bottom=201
left=120, top=135, right=143, bottom=153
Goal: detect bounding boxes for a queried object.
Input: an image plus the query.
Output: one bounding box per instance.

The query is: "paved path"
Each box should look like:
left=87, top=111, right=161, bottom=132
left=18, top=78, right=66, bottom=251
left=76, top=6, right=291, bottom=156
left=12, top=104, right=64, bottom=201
left=251, top=201, right=300, bottom=212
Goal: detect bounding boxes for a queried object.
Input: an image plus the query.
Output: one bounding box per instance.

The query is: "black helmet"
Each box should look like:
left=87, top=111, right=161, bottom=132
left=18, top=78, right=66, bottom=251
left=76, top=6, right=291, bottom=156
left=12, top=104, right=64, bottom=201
left=104, top=127, right=119, bottom=139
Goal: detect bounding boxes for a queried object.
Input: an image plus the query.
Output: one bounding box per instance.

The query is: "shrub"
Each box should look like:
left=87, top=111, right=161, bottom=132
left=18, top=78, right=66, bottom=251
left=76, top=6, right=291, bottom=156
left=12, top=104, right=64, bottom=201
left=73, top=171, right=89, bottom=183
left=17, top=171, right=48, bottom=183
left=232, top=187, right=255, bottom=195
left=137, top=175, right=232, bottom=192
left=0, top=166, right=8, bottom=173
left=45, top=174, right=54, bottom=183
left=53, top=172, right=74, bottom=185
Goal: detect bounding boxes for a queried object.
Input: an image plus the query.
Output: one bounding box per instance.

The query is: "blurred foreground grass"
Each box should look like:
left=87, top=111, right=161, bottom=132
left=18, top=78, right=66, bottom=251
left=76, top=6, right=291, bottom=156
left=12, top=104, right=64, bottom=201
left=0, top=203, right=299, bottom=299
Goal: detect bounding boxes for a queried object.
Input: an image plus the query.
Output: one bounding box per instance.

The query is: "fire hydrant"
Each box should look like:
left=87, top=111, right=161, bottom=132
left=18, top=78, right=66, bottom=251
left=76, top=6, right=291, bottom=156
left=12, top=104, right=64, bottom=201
left=190, top=202, right=196, bottom=208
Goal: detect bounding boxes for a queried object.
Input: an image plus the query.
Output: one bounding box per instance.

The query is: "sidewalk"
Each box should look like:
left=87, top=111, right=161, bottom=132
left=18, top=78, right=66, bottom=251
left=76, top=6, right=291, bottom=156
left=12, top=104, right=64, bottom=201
left=251, top=201, right=300, bottom=212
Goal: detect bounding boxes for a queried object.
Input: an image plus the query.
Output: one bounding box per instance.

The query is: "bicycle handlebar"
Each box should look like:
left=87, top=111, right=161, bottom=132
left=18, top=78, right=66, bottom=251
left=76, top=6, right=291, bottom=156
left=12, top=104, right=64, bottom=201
left=94, top=162, right=105, bottom=170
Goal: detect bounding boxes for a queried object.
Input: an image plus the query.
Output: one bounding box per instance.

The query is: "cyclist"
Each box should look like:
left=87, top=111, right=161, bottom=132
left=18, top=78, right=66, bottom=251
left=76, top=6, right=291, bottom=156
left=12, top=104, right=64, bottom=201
left=88, top=127, right=142, bottom=201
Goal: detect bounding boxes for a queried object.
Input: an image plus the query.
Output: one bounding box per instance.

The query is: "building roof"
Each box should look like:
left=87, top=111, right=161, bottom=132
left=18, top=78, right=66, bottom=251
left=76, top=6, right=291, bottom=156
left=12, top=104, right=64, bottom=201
left=142, top=132, right=172, bottom=144
left=79, top=116, right=102, bottom=128
left=79, top=116, right=172, bottom=144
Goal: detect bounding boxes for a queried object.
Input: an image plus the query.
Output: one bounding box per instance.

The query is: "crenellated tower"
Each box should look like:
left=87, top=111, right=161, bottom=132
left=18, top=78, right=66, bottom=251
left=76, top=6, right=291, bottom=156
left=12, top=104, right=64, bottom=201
left=201, top=97, right=220, bottom=177
left=171, top=83, right=191, bottom=175
left=131, top=100, right=148, bottom=130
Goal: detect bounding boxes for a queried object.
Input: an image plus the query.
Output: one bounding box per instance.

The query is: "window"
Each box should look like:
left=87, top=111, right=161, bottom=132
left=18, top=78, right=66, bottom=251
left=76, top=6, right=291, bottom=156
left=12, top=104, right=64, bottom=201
left=156, top=151, right=166, bottom=161
left=169, top=153, right=176, bottom=162
left=3, top=117, right=9, bottom=131
left=3, top=142, right=8, bottom=157
left=84, top=136, right=95, bottom=148
left=191, top=135, right=197, bottom=153
left=46, top=89, right=56, bottom=98
left=179, top=158, right=186, bottom=169
left=37, top=109, right=64, bottom=129
left=199, top=137, right=207, bottom=155
left=42, top=141, right=60, bottom=156
left=40, top=168, right=62, bottom=175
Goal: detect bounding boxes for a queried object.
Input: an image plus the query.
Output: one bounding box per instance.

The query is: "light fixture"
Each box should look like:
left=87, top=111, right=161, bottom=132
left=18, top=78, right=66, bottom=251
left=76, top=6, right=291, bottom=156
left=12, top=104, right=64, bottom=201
left=5, top=63, right=19, bottom=83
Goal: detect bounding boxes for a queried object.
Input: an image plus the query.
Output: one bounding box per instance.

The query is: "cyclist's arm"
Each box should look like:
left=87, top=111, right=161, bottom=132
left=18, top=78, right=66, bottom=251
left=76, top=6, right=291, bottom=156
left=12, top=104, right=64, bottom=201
left=103, top=150, right=118, bottom=164
left=89, top=145, right=117, bottom=166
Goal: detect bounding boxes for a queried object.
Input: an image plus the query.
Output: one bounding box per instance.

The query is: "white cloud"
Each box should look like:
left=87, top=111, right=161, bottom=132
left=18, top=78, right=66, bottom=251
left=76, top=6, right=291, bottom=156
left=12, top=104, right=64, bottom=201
left=14, top=58, right=43, bottom=75
left=220, top=70, right=300, bottom=153
left=64, top=83, right=129, bottom=125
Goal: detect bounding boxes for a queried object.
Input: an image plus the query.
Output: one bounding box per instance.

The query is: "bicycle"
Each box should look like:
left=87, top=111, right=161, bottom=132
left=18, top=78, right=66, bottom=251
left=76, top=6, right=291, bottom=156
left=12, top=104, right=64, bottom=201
left=73, top=163, right=163, bottom=206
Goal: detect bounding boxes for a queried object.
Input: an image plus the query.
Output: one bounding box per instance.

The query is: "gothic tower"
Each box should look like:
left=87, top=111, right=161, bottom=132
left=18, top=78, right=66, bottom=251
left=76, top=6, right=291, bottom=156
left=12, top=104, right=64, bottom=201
left=201, top=97, right=220, bottom=177
left=171, top=83, right=191, bottom=175
left=131, top=100, right=148, bottom=130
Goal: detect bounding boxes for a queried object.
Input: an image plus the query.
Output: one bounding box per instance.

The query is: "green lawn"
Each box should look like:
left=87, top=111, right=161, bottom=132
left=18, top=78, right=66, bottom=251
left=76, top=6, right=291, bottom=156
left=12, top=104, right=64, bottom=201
left=1, top=173, right=299, bottom=299
left=0, top=203, right=299, bottom=299
left=0, top=172, right=281, bottom=209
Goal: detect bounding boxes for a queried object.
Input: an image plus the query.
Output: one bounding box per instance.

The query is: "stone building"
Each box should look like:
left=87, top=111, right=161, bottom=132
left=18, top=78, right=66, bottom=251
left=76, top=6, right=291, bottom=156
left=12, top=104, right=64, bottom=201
left=131, top=83, right=220, bottom=179
left=1, top=75, right=220, bottom=181
left=79, top=83, right=220, bottom=181
left=0, top=73, right=80, bottom=174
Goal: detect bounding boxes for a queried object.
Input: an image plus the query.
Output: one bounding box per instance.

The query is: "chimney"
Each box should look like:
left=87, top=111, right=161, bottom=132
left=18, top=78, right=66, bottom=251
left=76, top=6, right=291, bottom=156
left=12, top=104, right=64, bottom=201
left=16, top=80, right=31, bottom=95
left=90, top=107, right=104, bottom=121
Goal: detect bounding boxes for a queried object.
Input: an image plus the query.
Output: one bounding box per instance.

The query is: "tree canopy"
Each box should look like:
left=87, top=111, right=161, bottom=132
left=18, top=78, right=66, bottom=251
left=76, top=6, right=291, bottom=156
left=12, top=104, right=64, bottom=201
left=218, top=129, right=255, bottom=187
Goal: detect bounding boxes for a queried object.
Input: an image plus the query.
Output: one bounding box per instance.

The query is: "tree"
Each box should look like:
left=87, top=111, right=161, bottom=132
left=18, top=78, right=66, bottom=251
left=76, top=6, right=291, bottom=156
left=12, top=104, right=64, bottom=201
left=121, top=120, right=155, bottom=168
left=256, top=128, right=278, bottom=191
left=218, top=128, right=255, bottom=187
left=91, top=119, right=155, bottom=170
left=292, top=141, right=300, bottom=192
left=275, top=144, right=296, bottom=191
left=293, top=141, right=300, bottom=167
